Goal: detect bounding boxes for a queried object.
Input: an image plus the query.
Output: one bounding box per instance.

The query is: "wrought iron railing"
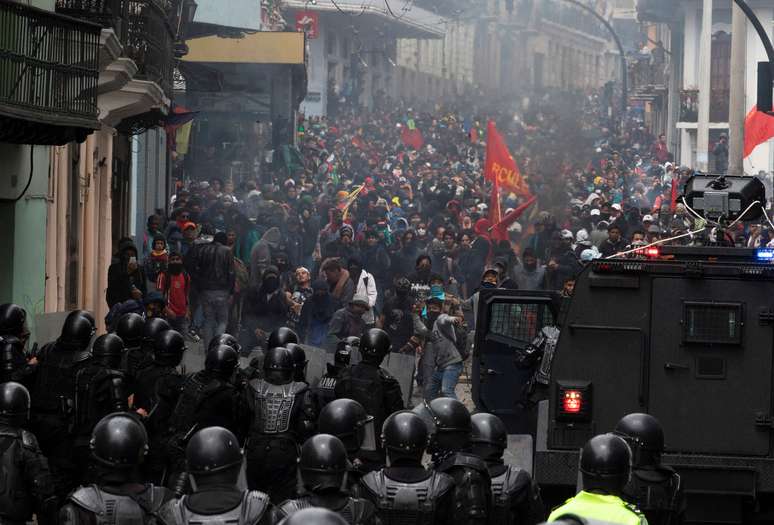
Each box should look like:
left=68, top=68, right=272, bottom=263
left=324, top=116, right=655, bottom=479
left=55, top=0, right=128, bottom=41
left=0, top=0, right=100, bottom=126
left=125, top=0, right=174, bottom=94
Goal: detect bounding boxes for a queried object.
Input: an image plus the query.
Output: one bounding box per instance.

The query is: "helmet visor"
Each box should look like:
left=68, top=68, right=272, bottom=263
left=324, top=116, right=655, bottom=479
left=359, top=416, right=377, bottom=452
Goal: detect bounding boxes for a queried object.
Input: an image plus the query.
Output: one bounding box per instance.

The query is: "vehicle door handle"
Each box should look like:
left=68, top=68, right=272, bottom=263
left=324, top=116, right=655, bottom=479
left=664, top=362, right=690, bottom=371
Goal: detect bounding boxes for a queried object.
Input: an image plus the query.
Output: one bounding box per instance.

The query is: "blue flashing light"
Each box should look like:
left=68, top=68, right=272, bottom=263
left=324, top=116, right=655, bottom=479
left=756, top=248, right=774, bottom=261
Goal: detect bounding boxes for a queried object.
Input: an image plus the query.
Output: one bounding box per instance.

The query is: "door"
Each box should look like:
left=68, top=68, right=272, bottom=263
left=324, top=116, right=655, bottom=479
left=649, top=277, right=772, bottom=456
left=473, top=290, right=559, bottom=434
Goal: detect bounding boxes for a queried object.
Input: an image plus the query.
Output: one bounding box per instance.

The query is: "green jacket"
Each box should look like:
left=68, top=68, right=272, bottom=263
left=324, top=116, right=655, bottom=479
left=548, top=491, right=648, bottom=525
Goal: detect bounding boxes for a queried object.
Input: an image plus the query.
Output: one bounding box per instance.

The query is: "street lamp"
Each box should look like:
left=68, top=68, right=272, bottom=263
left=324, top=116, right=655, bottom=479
left=559, top=0, right=628, bottom=129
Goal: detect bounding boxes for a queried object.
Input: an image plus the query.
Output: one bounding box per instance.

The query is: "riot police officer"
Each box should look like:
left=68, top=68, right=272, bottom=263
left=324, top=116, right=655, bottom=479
left=126, top=317, right=170, bottom=388
left=0, top=381, right=58, bottom=525
left=470, top=412, right=544, bottom=525
left=0, top=303, right=30, bottom=339
left=29, top=311, right=95, bottom=497
left=134, top=330, right=187, bottom=484
left=277, top=434, right=376, bottom=524
left=334, top=329, right=404, bottom=448
left=208, top=332, right=242, bottom=354
left=246, top=346, right=317, bottom=502
left=315, top=337, right=357, bottom=409
left=615, top=413, right=685, bottom=525
left=116, top=313, right=145, bottom=382
left=360, top=410, right=455, bottom=525
left=413, top=397, right=492, bottom=525
left=72, top=333, right=128, bottom=481
left=158, top=426, right=276, bottom=525
left=60, top=412, right=173, bottom=523
left=318, top=398, right=378, bottom=488
left=286, top=343, right=308, bottom=383
left=163, top=344, right=249, bottom=494
left=548, top=434, right=646, bottom=525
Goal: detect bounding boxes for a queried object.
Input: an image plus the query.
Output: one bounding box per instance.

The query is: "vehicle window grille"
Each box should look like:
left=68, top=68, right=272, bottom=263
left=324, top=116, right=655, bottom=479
left=488, top=302, right=555, bottom=343
left=684, top=302, right=742, bottom=345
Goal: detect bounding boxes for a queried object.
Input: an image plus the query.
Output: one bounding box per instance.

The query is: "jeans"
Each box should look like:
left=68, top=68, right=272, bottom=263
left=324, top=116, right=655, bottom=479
left=425, top=361, right=463, bottom=400
left=200, top=289, right=230, bottom=347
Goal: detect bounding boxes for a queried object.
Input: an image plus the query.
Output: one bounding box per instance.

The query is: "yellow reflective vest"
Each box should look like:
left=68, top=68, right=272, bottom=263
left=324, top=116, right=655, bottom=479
left=548, top=490, right=648, bottom=525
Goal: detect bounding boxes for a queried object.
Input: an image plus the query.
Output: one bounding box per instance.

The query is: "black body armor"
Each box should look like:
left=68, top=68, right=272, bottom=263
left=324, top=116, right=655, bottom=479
left=623, top=466, right=685, bottom=525
left=158, top=490, right=272, bottom=525
left=435, top=453, right=492, bottom=525
left=60, top=484, right=170, bottom=525
left=360, top=469, right=455, bottom=525
left=278, top=495, right=375, bottom=525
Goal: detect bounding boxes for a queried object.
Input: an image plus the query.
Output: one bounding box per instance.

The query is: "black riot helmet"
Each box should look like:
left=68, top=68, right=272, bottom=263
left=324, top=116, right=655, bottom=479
left=90, top=412, right=149, bottom=468
left=614, top=413, right=665, bottom=468
left=335, top=337, right=358, bottom=367
left=0, top=381, right=30, bottom=425
left=0, top=303, right=28, bottom=340
left=382, top=410, right=429, bottom=465
left=0, top=336, right=24, bottom=381
left=208, top=333, right=242, bottom=355
left=267, top=327, right=298, bottom=350
left=67, top=309, right=96, bottom=332
left=153, top=330, right=186, bottom=366
left=115, top=313, right=145, bottom=348
left=359, top=328, right=390, bottom=365
left=262, top=346, right=294, bottom=385
left=58, top=312, right=96, bottom=349
left=318, top=398, right=376, bottom=454
left=413, top=397, right=471, bottom=455
left=142, top=317, right=170, bottom=346
left=286, top=343, right=308, bottom=382
left=283, top=508, right=348, bottom=525
left=298, top=434, right=349, bottom=492
left=91, top=333, right=125, bottom=368
left=579, top=433, right=632, bottom=495
left=470, top=412, right=508, bottom=461
left=205, top=344, right=239, bottom=380
left=186, top=427, right=243, bottom=485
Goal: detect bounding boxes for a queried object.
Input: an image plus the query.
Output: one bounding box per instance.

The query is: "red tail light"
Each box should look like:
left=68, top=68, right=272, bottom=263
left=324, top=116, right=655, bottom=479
left=556, top=381, right=592, bottom=421
left=645, top=247, right=660, bottom=257
left=562, top=390, right=583, bottom=413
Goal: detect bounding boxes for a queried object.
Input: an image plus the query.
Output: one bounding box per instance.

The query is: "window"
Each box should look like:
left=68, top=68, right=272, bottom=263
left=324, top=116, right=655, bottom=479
left=683, top=302, right=743, bottom=345
left=488, top=302, right=555, bottom=343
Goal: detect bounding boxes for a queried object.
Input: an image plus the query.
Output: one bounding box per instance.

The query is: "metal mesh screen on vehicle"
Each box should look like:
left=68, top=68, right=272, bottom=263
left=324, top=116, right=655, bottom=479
left=488, top=302, right=555, bottom=343
left=684, top=302, right=742, bottom=345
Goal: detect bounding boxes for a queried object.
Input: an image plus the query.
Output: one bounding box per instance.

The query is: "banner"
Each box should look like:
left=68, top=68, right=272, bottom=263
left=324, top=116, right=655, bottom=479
left=295, top=11, right=319, bottom=39
left=484, top=121, right=530, bottom=196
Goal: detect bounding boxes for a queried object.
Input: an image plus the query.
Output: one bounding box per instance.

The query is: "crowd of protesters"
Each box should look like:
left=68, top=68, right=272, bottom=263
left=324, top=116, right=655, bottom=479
left=104, top=88, right=774, bottom=401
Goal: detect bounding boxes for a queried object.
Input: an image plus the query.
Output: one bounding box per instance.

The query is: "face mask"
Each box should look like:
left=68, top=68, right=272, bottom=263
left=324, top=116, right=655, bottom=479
left=417, top=228, right=427, bottom=236
left=169, top=262, right=183, bottom=275
left=481, top=281, right=497, bottom=289
left=430, top=284, right=444, bottom=296
left=263, top=277, right=279, bottom=292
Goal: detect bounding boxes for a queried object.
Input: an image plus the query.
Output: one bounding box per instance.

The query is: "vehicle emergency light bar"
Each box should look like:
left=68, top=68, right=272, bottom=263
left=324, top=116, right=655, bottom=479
left=683, top=175, right=765, bottom=222
left=756, top=248, right=774, bottom=261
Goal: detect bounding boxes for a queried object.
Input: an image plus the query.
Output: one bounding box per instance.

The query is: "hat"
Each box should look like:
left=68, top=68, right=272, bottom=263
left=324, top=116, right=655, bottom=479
left=576, top=229, right=590, bottom=244
left=611, top=203, right=622, bottom=212
left=339, top=224, right=354, bottom=238
left=642, top=214, right=654, bottom=223
left=560, top=229, right=574, bottom=240
left=349, top=294, right=370, bottom=309
left=580, top=248, right=601, bottom=262
left=590, top=209, right=601, bottom=217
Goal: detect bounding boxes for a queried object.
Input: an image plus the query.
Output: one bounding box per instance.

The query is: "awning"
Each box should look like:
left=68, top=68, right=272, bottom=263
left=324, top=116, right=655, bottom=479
left=184, top=32, right=306, bottom=64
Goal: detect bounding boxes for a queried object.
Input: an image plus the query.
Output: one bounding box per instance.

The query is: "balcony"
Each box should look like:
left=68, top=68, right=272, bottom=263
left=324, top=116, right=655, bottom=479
left=0, top=0, right=101, bottom=144
left=636, top=0, right=673, bottom=24
left=55, top=0, right=128, bottom=40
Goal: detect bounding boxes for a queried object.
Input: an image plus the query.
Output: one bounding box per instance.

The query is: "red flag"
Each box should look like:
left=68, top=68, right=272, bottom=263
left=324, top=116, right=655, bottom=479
left=401, top=127, right=424, bottom=150
left=491, top=195, right=538, bottom=241
left=470, top=127, right=479, bottom=144
left=744, top=106, right=774, bottom=158
left=670, top=177, right=678, bottom=212
left=484, top=121, right=530, bottom=197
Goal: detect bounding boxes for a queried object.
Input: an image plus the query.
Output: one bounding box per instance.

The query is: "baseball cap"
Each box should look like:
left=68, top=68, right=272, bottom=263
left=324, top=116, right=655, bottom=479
left=611, top=203, right=622, bottom=212
left=590, top=209, right=601, bottom=217
left=642, top=214, right=654, bottom=222
left=560, top=229, right=574, bottom=240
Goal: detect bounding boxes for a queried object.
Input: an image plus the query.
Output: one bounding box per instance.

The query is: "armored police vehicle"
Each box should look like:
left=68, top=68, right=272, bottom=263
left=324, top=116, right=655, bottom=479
left=473, top=175, right=774, bottom=523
